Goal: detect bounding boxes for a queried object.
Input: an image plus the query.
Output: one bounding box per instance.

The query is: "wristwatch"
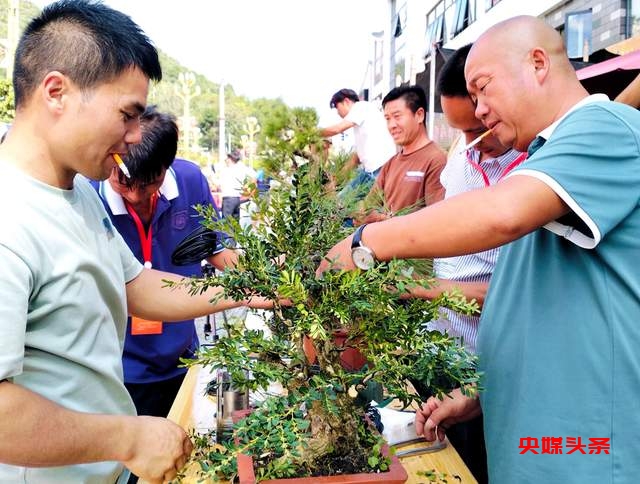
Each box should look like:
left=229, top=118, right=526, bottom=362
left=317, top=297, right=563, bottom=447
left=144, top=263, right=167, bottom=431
left=351, top=224, right=377, bottom=270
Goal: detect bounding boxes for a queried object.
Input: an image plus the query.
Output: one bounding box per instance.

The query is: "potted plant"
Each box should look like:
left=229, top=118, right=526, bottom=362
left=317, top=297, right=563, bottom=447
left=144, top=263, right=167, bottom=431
left=178, top=113, right=480, bottom=483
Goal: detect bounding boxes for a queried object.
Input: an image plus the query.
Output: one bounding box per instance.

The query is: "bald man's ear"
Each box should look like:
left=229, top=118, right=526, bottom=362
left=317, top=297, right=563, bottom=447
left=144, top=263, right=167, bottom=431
left=530, top=48, right=550, bottom=81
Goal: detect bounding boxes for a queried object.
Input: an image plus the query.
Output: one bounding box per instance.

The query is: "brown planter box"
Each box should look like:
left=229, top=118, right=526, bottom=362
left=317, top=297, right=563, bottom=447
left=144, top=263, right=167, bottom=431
left=237, top=446, right=407, bottom=484
left=232, top=410, right=407, bottom=483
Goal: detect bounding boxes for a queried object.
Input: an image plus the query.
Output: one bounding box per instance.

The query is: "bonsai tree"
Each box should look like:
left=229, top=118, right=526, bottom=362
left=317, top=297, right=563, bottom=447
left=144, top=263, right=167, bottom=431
left=178, top=117, right=480, bottom=482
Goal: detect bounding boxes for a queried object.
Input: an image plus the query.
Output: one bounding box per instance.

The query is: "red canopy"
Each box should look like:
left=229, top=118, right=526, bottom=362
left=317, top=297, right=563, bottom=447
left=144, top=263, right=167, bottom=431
left=576, top=49, right=640, bottom=80
left=575, top=49, right=640, bottom=98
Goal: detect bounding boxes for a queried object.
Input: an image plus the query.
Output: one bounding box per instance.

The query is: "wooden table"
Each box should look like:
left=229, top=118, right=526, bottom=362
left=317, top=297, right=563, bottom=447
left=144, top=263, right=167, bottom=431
left=147, top=366, right=477, bottom=484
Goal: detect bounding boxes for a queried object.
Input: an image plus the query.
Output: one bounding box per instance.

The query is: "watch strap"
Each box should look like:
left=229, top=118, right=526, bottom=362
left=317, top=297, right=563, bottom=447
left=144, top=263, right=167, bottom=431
left=351, top=223, right=367, bottom=249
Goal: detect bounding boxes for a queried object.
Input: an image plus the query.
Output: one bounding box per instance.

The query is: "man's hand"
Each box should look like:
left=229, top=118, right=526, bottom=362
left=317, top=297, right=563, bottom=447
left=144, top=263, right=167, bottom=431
left=121, top=416, right=193, bottom=484
left=317, top=234, right=356, bottom=275
left=415, top=388, right=482, bottom=442
left=359, top=210, right=390, bottom=225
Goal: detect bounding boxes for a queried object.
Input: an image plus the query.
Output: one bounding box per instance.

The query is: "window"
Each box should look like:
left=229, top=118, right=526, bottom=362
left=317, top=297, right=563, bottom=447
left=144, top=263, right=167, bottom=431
left=393, top=1, right=407, bottom=83
left=425, top=0, right=476, bottom=55
left=394, top=2, right=407, bottom=38
left=452, top=0, right=471, bottom=36
left=425, top=1, right=447, bottom=55
left=485, top=0, right=502, bottom=11
left=565, top=10, right=592, bottom=59
left=425, top=11, right=445, bottom=55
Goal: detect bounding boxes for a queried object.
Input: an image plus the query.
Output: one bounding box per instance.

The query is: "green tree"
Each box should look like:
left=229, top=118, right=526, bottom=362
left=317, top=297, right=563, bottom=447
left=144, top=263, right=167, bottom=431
left=0, top=78, right=14, bottom=121
left=0, top=1, right=41, bottom=79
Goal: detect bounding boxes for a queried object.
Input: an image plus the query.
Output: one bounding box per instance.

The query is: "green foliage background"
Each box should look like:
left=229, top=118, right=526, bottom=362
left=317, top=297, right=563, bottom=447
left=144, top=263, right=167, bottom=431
left=0, top=0, right=316, bottom=168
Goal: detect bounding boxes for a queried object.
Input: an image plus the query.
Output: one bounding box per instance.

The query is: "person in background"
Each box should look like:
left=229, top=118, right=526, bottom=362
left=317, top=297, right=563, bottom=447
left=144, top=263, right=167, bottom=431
left=320, top=88, right=397, bottom=197
left=356, top=85, right=446, bottom=226
left=92, top=107, right=236, bottom=425
left=255, top=168, right=271, bottom=199
left=219, top=148, right=257, bottom=222
left=320, top=16, right=640, bottom=484
left=0, top=2, right=268, bottom=483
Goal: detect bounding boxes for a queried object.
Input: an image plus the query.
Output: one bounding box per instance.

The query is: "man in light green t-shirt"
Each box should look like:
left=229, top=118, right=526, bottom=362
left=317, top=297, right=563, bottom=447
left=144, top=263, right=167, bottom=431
left=0, top=3, right=268, bottom=484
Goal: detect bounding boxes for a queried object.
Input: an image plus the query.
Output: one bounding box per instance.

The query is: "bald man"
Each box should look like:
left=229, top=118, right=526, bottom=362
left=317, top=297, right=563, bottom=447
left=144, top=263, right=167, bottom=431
left=320, top=16, right=640, bottom=483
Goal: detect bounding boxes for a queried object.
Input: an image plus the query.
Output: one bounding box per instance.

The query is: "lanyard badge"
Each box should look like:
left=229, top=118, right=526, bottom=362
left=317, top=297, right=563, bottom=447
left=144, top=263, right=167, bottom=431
left=124, top=193, right=162, bottom=335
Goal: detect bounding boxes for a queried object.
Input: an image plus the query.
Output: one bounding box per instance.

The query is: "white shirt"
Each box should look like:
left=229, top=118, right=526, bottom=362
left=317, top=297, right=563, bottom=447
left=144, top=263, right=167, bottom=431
left=219, top=161, right=257, bottom=198
left=345, top=101, right=397, bottom=173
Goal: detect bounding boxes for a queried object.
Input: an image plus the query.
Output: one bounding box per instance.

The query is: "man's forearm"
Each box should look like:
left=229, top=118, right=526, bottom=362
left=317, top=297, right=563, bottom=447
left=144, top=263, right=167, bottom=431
left=126, top=268, right=245, bottom=322
left=0, top=381, right=130, bottom=467
left=319, top=119, right=355, bottom=138
left=319, top=127, right=338, bottom=137
left=366, top=176, right=568, bottom=261
left=411, top=279, right=489, bottom=307
left=319, top=176, right=569, bottom=274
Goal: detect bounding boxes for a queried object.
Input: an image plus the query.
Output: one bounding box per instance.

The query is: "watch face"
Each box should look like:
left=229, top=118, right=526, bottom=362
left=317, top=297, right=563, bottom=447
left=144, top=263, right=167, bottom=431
left=351, top=246, right=375, bottom=270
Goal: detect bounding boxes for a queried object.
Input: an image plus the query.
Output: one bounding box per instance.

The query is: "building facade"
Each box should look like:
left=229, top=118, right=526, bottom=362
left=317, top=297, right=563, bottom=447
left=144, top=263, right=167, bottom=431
left=367, top=0, right=640, bottom=147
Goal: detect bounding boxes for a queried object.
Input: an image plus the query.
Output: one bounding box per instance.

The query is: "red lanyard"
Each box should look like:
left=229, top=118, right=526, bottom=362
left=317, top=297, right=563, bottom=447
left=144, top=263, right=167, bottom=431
left=124, top=193, right=158, bottom=269
left=466, top=151, right=528, bottom=187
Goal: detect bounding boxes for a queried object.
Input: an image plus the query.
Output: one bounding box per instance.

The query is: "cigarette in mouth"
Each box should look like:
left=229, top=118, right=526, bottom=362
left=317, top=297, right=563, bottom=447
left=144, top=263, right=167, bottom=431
left=113, top=153, right=131, bottom=178
left=459, top=129, right=493, bottom=154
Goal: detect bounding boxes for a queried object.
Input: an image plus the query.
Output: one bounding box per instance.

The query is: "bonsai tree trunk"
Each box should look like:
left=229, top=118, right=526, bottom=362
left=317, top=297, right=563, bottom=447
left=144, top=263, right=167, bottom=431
left=306, top=396, right=365, bottom=460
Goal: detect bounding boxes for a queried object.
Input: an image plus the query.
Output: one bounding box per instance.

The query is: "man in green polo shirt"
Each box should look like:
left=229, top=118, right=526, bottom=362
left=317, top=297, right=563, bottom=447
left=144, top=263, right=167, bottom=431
left=320, top=15, right=640, bottom=484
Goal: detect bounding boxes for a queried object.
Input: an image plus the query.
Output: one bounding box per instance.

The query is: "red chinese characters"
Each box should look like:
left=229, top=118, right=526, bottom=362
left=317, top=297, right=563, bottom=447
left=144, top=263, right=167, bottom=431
left=519, top=437, right=610, bottom=455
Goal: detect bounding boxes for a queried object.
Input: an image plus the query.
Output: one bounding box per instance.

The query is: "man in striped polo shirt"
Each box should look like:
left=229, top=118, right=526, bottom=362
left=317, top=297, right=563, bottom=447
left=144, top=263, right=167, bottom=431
left=426, top=44, right=525, bottom=484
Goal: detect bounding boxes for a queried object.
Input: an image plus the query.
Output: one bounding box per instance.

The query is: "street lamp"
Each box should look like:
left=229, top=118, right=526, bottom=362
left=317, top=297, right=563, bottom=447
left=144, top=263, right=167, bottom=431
left=175, top=71, right=201, bottom=152
left=244, top=116, right=261, bottom=168
left=218, top=80, right=226, bottom=165
left=240, top=134, right=249, bottom=160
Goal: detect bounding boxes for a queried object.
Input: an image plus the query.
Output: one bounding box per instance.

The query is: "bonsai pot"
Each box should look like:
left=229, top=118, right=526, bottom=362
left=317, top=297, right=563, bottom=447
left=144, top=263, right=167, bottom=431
left=303, top=329, right=368, bottom=371
left=232, top=410, right=407, bottom=483
left=236, top=446, right=407, bottom=484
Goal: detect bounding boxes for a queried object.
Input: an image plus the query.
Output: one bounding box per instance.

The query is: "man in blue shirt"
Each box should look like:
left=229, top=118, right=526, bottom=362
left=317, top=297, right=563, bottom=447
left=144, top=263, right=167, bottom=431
left=321, top=16, right=640, bottom=483
left=93, top=106, right=237, bottom=422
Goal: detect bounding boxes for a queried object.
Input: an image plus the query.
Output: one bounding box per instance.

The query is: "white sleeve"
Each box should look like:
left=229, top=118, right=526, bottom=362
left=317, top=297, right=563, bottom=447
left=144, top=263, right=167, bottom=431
left=345, top=101, right=367, bottom=126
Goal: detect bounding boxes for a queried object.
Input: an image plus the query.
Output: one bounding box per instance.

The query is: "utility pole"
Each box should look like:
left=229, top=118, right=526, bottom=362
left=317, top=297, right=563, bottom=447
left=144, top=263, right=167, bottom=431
left=2, top=0, right=19, bottom=79
left=244, top=116, right=260, bottom=169
left=218, top=80, right=226, bottom=164
left=175, top=72, right=200, bottom=152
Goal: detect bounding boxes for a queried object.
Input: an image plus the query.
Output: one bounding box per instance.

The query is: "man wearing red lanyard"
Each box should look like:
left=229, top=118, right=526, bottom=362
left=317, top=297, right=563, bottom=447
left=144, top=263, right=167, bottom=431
left=408, top=44, right=524, bottom=484
left=93, top=107, right=237, bottom=428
